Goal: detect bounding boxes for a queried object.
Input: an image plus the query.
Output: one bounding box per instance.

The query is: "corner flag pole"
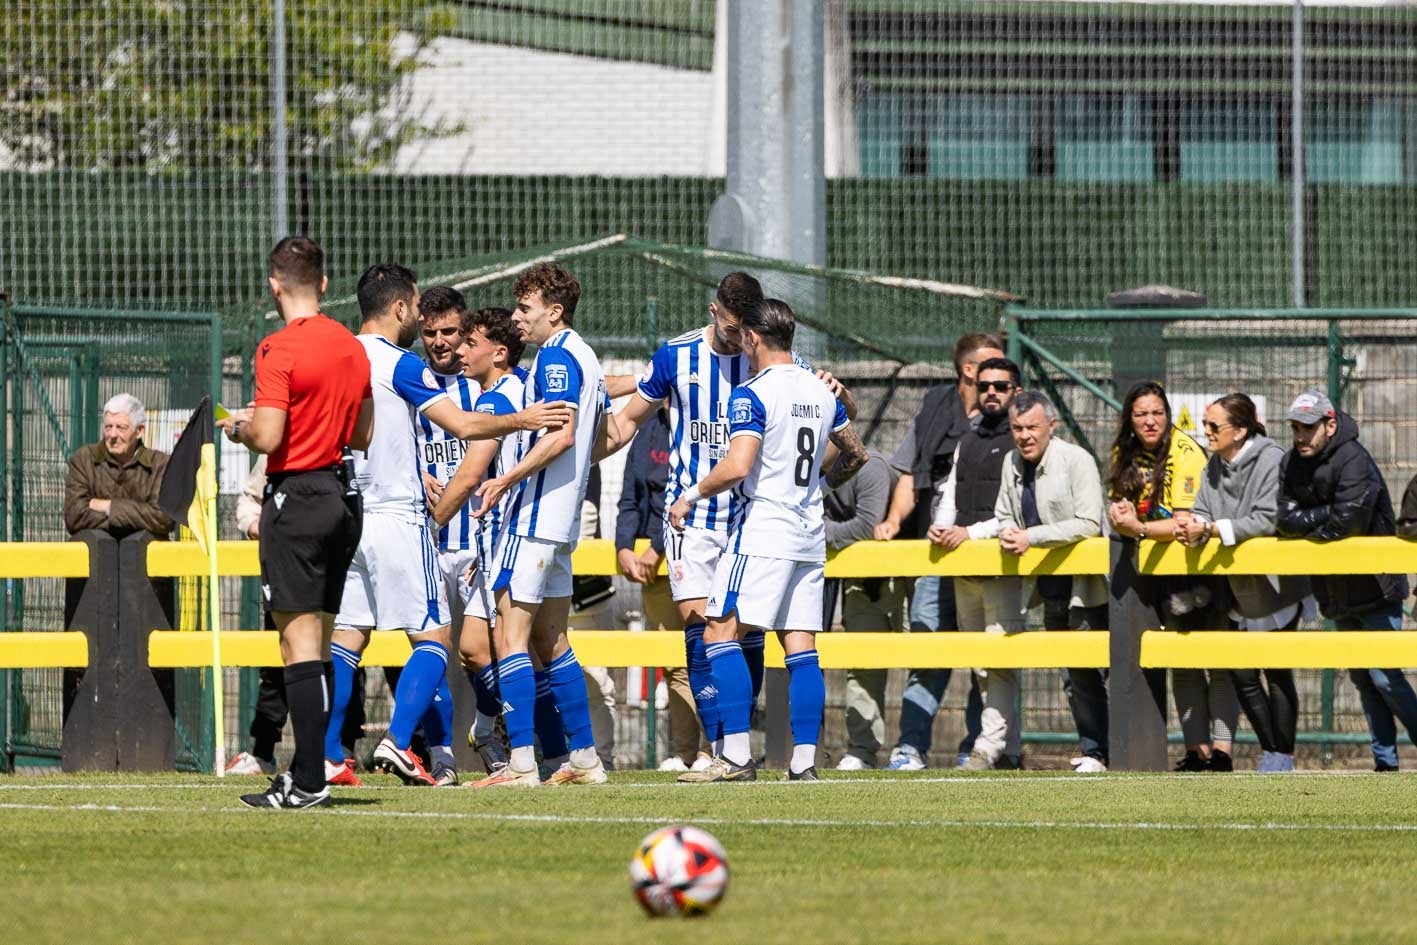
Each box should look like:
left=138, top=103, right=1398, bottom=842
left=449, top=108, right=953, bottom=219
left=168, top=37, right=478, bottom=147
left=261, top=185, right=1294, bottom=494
left=205, top=442, right=227, bottom=777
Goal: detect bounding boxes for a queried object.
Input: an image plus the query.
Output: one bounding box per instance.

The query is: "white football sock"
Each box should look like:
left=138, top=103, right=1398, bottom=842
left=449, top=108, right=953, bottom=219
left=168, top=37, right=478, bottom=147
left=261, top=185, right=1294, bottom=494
left=722, top=732, right=751, bottom=767
left=791, top=744, right=817, bottom=774
left=569, top=747, right=599, bottom=769
left=510, top=745, right=536, bottom=772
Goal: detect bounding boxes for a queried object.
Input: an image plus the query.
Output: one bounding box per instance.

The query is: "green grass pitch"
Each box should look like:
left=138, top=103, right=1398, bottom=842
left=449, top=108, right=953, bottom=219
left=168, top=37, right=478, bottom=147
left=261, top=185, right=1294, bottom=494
left=3, top=770, right=1414, bottom=944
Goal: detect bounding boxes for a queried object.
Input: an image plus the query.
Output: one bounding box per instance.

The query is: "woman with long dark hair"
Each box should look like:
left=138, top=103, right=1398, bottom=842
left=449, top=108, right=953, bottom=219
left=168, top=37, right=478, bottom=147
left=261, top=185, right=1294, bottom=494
left=1176, top=393, right=1312, bottom=772
left=1106, top=381, right=1238, bottom=771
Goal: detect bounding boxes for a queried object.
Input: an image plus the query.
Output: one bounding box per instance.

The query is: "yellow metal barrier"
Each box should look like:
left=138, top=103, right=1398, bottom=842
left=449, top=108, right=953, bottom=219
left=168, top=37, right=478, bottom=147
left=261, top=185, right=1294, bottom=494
left=0, top=542, right=89, bottom=578
left=147, top=629, right=1110, bottom=669
left=0, top=632, right=88, bottom=668
left=1141, top=630, right=1417, bottom=669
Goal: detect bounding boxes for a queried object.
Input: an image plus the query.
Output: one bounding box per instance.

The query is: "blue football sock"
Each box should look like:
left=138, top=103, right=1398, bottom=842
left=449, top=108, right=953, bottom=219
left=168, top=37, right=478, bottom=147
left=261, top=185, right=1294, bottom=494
left=785, top=649, right=825, bottom=749
left=534, top=669, right=568, bottom=758
left=387, top=641, right=449, bottom=750
left=324, top=642, right=361, bottom=763
left=684, top=623, right=721, bottom=743
left=419, top=676, right=454, bottom=749
left=545, top=649, right=595, bottom=752
left=472, top=665, right=501, bottom=718
left=743, top=630, right=766, bottom=702
left=497, top=653, right=537, bottom=749
left=707, top=640, right=753, bottom=737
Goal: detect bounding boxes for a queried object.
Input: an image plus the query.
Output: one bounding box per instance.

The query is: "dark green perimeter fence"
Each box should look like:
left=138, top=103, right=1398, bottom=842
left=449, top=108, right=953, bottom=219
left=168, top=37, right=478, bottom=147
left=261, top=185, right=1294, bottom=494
left=5, top=294, right=1417, bottom=770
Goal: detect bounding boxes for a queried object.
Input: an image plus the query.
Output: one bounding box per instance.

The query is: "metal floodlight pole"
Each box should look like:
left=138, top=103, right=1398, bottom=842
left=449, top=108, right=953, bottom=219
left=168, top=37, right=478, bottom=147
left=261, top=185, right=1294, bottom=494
left=1291, top=0, right=1305, bottom=308
left=271, top=0, right=290, bottom=240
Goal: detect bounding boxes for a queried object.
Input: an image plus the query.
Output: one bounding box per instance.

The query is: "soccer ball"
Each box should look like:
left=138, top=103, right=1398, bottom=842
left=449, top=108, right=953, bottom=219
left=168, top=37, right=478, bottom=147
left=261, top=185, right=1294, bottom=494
left=628, top=825, right=729, bottom=917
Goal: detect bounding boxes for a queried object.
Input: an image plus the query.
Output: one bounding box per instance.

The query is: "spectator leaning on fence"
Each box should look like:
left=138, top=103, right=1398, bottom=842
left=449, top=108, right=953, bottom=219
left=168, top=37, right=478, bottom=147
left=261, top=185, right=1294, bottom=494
left=1177, top=394, right=1313, bottom=774
left=64, top=393, right=174, bottom=539
left=1106, top=380, right=1239, bottom=772
left=615, top=403, right=710, bottom=772
left=993, top=390, right=1110, bottom=773
left=874, top=332, right=1001, bottom=771
left=1277, top=389, right=1417, bottom=772
left=825, top=449, right=907, bottom=771
left=928, top=357, right=1024, bottom=771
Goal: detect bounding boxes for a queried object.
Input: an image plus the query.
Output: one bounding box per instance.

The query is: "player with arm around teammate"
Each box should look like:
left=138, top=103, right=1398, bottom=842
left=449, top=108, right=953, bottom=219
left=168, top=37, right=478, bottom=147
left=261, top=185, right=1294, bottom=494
left=595, top=273, right=858, bottom=768
left=668, top=298, right=868, bottom=782
left=322, top=265, right=571, bottom=789
left=468, top=263, right=611, bottom=787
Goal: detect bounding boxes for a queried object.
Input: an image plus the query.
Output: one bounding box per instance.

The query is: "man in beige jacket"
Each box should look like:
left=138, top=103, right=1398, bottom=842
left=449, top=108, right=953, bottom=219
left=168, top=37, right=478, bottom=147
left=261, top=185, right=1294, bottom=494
left=994, top=390, right=1109, bottom=772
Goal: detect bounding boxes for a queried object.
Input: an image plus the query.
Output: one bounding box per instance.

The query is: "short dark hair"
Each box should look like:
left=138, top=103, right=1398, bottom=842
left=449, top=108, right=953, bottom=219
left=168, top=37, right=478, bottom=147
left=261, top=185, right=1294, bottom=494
left=512, top=263, right=581, bottom=326
left=976, top=356, right=1021, bottom=388
left=715, top=271, right=764, bottom=319
left=952, top=332, right=1004, bottom=374
left=419, top=286, right=470, bottom=332
left=357, top=263, right=418, bottom=320
left=470, top=306, right=526, bottom=368
left=268, top=236, right=324, bottom=293
left=742, top=298, right=796, bottom=352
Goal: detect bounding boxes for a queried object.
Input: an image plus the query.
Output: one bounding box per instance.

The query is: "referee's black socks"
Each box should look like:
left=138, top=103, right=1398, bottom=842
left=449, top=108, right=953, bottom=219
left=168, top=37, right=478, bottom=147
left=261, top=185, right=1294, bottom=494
left=285, top=660, right=329, bottom=794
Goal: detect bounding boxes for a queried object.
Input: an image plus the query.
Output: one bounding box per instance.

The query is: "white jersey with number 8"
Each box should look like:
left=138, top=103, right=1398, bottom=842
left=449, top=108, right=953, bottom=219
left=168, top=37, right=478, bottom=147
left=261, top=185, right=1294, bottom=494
left=725, top=363, right=849, bottom=562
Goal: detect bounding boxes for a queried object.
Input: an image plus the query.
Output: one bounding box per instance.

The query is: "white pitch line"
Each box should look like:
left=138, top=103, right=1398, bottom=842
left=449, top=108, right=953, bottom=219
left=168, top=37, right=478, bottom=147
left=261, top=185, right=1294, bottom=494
left=0, top=770, right=1388, bottom=792
left=0, top=800, right=1414, bottom=833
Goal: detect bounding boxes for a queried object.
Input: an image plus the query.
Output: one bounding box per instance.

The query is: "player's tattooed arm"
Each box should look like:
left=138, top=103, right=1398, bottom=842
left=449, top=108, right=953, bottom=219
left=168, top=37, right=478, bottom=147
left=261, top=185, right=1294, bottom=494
left=826, top=422, right=869, bottom=490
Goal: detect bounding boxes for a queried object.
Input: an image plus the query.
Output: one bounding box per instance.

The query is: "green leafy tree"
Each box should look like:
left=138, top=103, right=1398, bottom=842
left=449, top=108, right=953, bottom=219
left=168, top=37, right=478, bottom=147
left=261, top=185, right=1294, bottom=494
left=1, top=0, right=458, bottom=170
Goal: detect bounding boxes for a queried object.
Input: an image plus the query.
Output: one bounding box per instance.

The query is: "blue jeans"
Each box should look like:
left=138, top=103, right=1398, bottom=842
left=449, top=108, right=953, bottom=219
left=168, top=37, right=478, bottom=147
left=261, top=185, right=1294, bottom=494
left=1344, top=604, right=1417, bottom=768
left=896, top=576, right=983, bottom=757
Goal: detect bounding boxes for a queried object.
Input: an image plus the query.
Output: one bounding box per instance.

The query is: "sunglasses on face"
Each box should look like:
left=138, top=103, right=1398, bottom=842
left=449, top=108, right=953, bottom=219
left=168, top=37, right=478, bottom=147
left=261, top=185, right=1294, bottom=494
left=1203, top=421, right=1232, bottom=435
left=976, top=380, right=1014, bottom=392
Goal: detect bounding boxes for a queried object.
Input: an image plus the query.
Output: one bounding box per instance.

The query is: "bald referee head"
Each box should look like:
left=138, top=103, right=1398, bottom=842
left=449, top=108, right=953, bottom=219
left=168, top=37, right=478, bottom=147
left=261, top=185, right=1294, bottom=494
left=218, top=236, right=376, bottom=810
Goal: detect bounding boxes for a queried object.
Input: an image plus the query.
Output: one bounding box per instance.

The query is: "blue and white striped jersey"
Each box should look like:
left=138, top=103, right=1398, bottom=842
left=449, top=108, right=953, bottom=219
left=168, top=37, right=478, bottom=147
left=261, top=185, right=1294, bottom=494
left=636, top=326, right=811, bottom=532
left=352, top=335, right=450, bottom=522
left=471, top=367, right=527, bottom=566
left=504, top=328, right=609, bottom=545
left=416, top=369, right=481, bottom=552
left=726, top=363, right=849, bottom=562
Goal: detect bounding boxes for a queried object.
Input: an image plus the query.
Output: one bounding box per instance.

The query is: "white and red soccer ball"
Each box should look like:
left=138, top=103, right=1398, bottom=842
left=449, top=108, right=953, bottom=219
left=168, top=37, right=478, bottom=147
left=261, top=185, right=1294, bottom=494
left=628, top=825, right=729, bottom=917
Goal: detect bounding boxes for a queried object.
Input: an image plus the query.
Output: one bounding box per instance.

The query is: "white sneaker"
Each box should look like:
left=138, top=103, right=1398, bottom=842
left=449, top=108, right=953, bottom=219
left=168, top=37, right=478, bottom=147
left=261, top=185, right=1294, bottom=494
left=689, top=753, right=713, bottom=772
left=1071, top=756, right=1107, bottom=774
left=225, top=751, right=275, bottom=776
left=835, top=754, right=869, bottom=771
left=657, top=756, right=690, bottom=772
left=885, top=746, right=926, bottom=771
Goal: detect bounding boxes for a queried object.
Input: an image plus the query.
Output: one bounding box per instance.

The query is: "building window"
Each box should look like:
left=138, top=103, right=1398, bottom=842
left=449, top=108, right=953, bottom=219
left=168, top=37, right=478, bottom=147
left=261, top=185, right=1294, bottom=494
left=1180, top=100, right=1278, bottom=182
left=1055, top=96, right=1154, bottom=182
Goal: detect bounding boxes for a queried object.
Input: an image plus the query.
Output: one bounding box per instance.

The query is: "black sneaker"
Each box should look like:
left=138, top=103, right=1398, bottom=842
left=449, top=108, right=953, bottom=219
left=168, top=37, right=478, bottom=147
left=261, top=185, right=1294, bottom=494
left=239, top=773, right=332, bottom=810
left=787, top=766, right=820, bottom=782
left=1376, top=762, right=1400, bottom=772
left=1174, top=750, right=1207, bottom=772
left=1208, top=749, right=1233, bottom=772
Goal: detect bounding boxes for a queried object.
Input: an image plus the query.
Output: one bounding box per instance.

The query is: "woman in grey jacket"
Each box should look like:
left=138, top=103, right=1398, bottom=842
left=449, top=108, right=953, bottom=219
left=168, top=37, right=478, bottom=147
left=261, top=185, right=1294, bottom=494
left=1176, top=393, right=1313, bottom=772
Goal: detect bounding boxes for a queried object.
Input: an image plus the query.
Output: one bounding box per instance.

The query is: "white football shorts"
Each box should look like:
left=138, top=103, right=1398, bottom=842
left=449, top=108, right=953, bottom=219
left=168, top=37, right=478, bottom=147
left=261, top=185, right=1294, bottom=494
left=491, top=532, right=575, bottom=605
left=705, top=552, right=824, bottom=633
left=335, top=511, right=450, bottom=633
left=666, top=525, right=729, bottom=603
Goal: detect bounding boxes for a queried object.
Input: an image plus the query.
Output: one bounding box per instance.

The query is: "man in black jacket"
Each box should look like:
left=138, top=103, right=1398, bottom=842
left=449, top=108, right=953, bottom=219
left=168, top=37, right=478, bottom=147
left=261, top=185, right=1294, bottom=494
left=1277, top=389, right=1417, bottom=771
left=873, top=333, right=1002, bottom=770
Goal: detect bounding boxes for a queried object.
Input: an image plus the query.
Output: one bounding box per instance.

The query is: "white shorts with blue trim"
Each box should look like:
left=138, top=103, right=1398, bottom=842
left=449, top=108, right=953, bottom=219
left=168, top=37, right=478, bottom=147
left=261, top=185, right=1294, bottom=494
left=666, top=525, right=729, bottom=602
left=335, top=511, right=450, bottom=632
left=465, top=565, right=496, bottom=623
left=705, top=552, right=824, bottom=633
left=492, top=532, right=575, bottom=605
left=437, top=547, right=478, bottom=609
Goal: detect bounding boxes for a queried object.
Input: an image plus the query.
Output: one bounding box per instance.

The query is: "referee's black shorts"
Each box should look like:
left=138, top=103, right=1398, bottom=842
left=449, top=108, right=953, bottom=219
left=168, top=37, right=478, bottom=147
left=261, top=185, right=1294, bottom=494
left=258, top=468, right=362, bottom=615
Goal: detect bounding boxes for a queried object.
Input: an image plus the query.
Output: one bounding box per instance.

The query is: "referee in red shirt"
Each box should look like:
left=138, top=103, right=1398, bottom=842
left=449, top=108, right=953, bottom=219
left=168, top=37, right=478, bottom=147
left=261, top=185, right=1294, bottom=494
left=219, top=236, right=374, bottom=809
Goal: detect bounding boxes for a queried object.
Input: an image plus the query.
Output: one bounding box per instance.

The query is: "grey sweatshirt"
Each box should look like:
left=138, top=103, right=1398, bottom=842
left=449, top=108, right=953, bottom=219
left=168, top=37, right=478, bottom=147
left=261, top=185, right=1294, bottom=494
left=1192, top=434, right=1312, bottom=622
left=825, top=451, right=894, bottom=550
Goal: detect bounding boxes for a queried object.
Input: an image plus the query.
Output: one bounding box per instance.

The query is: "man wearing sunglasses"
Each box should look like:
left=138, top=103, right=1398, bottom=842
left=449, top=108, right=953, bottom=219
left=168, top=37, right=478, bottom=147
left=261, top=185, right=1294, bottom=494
left=926, top=357, right=1025, bottom=769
